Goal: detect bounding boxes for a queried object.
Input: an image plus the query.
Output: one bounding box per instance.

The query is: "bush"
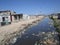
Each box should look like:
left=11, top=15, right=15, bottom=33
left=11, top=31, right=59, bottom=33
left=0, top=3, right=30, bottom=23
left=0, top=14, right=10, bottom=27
left=56, top=29, right=60, bottom=33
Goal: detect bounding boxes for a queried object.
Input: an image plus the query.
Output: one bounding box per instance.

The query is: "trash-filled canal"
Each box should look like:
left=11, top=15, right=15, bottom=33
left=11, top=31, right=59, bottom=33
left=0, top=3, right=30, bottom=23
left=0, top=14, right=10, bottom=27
left=13, top=17, right=59, bottom=45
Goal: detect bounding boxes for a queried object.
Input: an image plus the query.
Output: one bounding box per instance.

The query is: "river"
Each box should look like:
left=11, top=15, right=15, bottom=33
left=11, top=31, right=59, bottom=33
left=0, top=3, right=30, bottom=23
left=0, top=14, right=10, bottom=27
left=12, top=17, right=59, bottom=45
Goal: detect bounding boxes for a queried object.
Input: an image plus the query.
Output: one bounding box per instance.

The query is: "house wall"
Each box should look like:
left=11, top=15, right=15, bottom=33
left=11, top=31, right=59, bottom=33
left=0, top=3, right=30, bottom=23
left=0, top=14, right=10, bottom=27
left=7, top=16, right=11, bottom=22
left=0, top=16, right=2, bottom=26
left=11, top=15, right=19, bottom=22
left=0, top=16, right=2, bottom=22
left=11, top=16, right=15, bottom=22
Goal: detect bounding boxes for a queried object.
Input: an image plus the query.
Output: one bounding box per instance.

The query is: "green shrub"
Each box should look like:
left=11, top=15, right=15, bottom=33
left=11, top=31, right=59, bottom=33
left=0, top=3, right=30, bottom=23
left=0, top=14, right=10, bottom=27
left=56, top=29, right=60, bottom=33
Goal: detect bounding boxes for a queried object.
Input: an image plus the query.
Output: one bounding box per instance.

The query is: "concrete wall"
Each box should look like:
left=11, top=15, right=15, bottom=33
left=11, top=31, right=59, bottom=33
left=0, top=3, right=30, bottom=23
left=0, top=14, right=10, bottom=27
left=11, top=16, right=15, bottom=22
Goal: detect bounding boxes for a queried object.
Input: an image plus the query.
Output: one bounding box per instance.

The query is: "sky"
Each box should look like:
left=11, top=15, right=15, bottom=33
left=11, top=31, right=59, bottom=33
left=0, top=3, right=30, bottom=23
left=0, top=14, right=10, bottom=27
left=0, top=0, right=60, bottom=15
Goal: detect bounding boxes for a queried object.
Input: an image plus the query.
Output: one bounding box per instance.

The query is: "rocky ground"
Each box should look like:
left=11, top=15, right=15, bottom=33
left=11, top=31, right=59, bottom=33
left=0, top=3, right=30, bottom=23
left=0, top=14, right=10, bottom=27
left=34, top=31, right=59, bottom=45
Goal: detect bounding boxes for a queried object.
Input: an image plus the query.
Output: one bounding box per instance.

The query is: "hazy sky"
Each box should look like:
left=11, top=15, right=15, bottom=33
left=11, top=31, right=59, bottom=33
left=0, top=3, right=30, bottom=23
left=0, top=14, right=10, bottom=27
left=0, top=0, right=60, bottom=15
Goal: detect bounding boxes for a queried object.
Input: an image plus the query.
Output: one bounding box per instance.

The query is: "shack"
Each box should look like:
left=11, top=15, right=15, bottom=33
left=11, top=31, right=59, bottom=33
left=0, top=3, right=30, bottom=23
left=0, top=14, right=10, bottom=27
left=0, top=10, right=15, bottom=26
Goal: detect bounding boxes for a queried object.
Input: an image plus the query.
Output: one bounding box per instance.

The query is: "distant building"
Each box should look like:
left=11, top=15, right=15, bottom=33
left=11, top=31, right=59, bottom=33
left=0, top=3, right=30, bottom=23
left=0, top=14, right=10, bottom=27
left=50, top=13, right=60, bottom=19
left=11, top=14, right=23, bottom=22
left=23, top=14, right=30, bottom=20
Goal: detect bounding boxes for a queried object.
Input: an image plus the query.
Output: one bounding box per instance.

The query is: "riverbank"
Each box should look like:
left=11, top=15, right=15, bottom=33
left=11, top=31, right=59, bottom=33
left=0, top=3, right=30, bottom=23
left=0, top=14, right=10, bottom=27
left=49, top=16, right=60, bottom=44
left=0, top=16, right=44, bottom=45
left=53, top=19, right=60, bottom=42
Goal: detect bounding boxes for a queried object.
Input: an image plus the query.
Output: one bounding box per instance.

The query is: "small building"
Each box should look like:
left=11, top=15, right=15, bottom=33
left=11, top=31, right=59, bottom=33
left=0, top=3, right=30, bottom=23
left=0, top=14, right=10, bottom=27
left=0, top=10, right=16, bottom=26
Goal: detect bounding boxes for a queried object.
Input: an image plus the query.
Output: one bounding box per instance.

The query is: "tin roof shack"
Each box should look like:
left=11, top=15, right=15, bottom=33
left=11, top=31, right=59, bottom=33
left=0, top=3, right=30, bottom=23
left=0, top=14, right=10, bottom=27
left=0, top=10, right=16, bottom=26
left=11, top=14, right=23, bottom=22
